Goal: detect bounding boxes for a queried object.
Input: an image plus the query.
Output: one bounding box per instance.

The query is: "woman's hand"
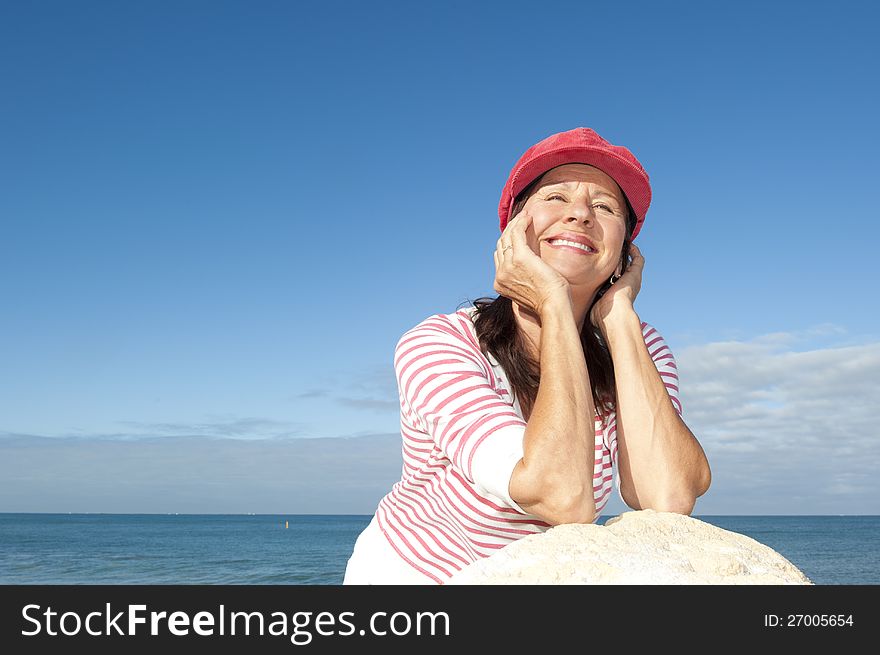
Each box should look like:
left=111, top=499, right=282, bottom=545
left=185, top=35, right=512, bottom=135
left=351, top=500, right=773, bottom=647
left=493, top=210, right=571, bottom=316
left=590, top=242, right=645, bottom=331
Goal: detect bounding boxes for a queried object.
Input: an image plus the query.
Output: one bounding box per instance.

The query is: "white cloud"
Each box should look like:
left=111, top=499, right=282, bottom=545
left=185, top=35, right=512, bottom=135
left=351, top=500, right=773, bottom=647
left=3, top=330, right=877, bottom=516
left=292, top=366, right=400, bottom=413
left=114, top=416, right=307, bottom=439
left=0, top=433, right=402, bottom=514
left=674, top=333, right=880, bottom=514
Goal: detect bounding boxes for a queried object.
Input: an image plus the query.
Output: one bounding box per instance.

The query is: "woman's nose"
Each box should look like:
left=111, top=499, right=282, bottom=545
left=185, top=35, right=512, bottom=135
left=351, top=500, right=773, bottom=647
left=565, top=203, right=594, bottom=225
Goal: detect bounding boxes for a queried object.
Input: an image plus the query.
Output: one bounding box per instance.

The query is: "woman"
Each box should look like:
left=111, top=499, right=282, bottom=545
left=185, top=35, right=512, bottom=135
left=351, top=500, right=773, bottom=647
left=343, top=127, right=711, bottom=585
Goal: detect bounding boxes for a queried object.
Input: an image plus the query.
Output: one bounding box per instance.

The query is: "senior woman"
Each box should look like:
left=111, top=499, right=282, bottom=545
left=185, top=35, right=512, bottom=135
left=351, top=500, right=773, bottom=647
left=343, top=127, right=711, bottom=585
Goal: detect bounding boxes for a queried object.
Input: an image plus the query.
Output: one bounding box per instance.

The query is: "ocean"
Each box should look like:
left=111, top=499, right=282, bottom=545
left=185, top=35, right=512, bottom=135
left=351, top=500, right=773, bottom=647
left=1, top=513, right=877, bottom=585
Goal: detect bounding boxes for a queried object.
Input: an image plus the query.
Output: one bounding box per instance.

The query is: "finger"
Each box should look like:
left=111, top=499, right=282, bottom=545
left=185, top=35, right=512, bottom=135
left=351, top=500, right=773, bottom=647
left=503, top=209, right=531, bottom=234
left=507, top=210, right=533, bottom=249
left=524, top=218, right=539, bottom=254
left=510, top=209, right=533, bottom=230
left=628, top=243, right=645, bottom=266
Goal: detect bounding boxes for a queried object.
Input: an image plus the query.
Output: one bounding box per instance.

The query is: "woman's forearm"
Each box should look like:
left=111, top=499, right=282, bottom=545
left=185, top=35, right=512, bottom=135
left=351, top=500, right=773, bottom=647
left=509, top=295, right=597, bottom=524
left=602, top=307, right=711, bottom=513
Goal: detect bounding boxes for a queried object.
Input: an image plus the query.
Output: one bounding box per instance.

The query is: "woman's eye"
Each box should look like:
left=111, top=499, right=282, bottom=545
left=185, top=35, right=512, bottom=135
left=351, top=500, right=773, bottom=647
left=594, top=204, right=615, bottom=213
left=546, top=194, right=565, bottom=201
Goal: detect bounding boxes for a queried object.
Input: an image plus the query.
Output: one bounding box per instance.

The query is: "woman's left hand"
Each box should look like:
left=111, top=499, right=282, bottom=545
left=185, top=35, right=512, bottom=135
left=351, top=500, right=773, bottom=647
left=590, top=243, right=645, bottom=331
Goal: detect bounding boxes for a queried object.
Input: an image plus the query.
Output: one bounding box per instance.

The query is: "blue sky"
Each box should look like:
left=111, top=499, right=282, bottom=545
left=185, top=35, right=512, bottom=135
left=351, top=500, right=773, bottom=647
left=1, top=0, right=878, bottom=514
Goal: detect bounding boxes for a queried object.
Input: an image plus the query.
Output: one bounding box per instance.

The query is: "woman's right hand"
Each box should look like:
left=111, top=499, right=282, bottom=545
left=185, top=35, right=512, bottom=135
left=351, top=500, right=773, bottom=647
left=493, top=210, right=571, bottom=317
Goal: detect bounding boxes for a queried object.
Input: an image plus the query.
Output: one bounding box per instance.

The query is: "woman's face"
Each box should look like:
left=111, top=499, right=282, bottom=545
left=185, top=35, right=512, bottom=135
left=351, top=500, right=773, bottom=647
left=520, top=163, right=628, bottom=290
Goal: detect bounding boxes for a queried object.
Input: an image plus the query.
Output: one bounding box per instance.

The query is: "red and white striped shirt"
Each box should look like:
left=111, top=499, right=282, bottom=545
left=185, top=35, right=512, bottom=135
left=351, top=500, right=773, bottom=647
left=374, top=305, right=682, bottom=584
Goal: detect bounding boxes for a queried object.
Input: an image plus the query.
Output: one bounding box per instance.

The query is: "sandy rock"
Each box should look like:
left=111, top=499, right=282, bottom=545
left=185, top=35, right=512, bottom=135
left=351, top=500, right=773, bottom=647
left=446, top=510, right=812, bottom=585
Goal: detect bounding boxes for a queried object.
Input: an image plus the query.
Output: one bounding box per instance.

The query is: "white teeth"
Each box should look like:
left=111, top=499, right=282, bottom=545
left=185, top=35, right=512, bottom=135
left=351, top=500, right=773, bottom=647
left=549, top=239, right=594, bottom=252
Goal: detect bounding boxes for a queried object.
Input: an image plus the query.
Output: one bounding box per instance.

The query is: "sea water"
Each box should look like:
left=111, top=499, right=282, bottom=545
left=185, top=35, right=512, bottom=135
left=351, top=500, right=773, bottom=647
left=1, top=513, right=877, bottom=585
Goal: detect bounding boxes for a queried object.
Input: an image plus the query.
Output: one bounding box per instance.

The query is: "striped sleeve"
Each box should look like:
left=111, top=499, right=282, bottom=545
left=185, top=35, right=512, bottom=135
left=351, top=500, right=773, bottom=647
left=394, top=315, right=528, bottom=513
left=641, top=321, right=682, bottom=417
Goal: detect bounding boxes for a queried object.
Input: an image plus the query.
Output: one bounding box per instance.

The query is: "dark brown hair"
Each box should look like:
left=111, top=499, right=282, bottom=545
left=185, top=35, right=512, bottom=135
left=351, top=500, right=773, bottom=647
left=468, top=171, right=637, bottom=420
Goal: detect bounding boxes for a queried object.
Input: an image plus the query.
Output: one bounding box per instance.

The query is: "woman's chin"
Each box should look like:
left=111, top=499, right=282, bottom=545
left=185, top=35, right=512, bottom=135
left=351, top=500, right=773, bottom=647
left=551, top=266, right=604, bottom=289
left=541, top=257, right=609, bottom=298
left=550, top=272, right=604, bottom=301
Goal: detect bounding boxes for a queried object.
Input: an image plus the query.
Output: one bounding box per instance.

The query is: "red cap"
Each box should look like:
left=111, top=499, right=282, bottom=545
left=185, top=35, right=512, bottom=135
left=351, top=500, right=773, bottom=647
left=498, top=127, right=652, bottom=240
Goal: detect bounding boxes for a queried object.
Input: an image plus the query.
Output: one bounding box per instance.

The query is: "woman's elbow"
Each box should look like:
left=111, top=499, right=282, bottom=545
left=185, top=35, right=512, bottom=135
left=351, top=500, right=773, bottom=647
left=653, top=468, right=712, bottom=516
left=510, top=462, right=596, bottom=525
left=542, top=490, right=597, bottom=525
left=698, top=463, right=712, bottom=497
left=691, top=460, right=712, bottom=501
left=513, top=485, right=596, bottom=525
left=651, top=495, right=697, bottom=516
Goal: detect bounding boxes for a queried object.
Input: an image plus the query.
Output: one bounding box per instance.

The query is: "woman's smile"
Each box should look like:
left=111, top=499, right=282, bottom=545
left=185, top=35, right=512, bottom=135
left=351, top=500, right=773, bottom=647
left=544, top=231, right=599, bottom=256
left=546, top=239, right=596, bottom=255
